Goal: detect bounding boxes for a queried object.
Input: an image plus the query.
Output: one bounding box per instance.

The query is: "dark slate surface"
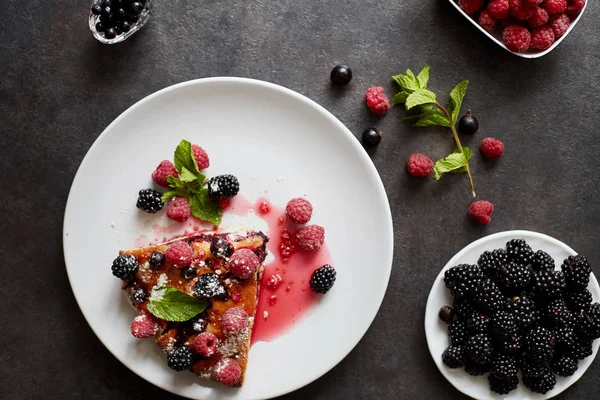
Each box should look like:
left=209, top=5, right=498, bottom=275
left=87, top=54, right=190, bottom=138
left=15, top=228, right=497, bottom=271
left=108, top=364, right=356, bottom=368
left=1, top=0, right=600, bottom=399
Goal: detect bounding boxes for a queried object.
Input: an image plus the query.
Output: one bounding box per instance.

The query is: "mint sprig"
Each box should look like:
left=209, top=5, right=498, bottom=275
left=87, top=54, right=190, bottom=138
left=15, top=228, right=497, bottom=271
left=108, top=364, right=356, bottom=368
left=146, top=286, right=208, bottom=322
left=392, top=66, right=476, bottom=197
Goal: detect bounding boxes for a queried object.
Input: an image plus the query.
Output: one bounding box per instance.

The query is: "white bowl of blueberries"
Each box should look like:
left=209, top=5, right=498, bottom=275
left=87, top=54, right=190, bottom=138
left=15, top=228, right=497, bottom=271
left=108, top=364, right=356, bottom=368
left=89, top=0, right=152, bottom=44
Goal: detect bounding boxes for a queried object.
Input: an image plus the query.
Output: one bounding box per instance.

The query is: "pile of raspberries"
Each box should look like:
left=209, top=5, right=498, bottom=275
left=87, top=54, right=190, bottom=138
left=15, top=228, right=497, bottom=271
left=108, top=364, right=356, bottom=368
left=457, top=0, right=585, bottom=53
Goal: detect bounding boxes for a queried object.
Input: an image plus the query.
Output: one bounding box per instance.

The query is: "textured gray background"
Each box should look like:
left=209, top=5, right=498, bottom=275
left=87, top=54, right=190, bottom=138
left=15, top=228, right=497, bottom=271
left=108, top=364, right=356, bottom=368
left=1, top=0, right=600, bottom=399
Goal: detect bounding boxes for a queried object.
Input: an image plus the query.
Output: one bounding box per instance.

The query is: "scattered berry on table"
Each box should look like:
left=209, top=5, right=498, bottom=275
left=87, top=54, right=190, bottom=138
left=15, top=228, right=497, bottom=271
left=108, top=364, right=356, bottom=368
left=181, top=266, right=197, bottom=280
left=167, top=346, right=193, bottom=371
left=531, top=250, right=555, bottom=272
left=510, top=0, right=536, bottom=20
left=458, top=110, right=479, bottom=135
left=503, top=25, right=531, bottom=52
left=211, top=358, right=241, bottom=386
left=207, top=174, right=239, bottom=200
left=193, top=332, right=218, bottom=357
left=130, top=313, right=158, bottom=339
left=194, top=273, right=228, bottom=300
left=210, top=237, right=234, bottom=258
left=228, top=249, right=260, bottom=279
left=552, top=355, right=578, bottom=377
left=221, top=307, right=249, bottom=336
left=478, top=249, right=507, bottom=277
left=438, top=305, right=454, bottom=324
left=530, top=26, right=555, bottom=50
left=362, top=127, right=382, bottom=147
left=506, top=239, right=533, bottom=265
left=488, top=374, right=519, bottom=394
left=543, top=0, right=567, bottom=14
left=564, top=288, right=592, bottom=312
left=111, top=254, right=139, bottom=280
left=406, top=153, right=434, bottom=177
left=310, top=264, right=336, bottom=294
left=480, top=137, right=505, bottom=158
left=487, top=0, right=510, bottom=19
left=166, top=196, right=191, bottom=222
left=478, top=10, right=497, bottom=31
left=466, top=313, right=490, bottom=334
left=285, top=197, right=313, bottom=224
left=296, top=225, right=325, bottom=252
left=136, top=188, right=164, bottom=213
left=152, top=160, right=178, bottom=187
left=465, top=333, right=494, bottom=364
left=491, top=311, right=518, bottom=339
left=468, top=200, right=494, bottom=225
left=459, top=0, right=484, bottom=15
left=550, top=12, right=570, bottom=37
left=442, top=345, right=465, bottom=368
left=522, top=366, right=556, bottom=394
left=191, top=144, right=210, bottom=170
left=365, top=86, right=390, bottom=115
left=330, top=65, right=353, bottom=86
left=165, top=241, right=193, bottom=268
left=449, top=320, right=468, bottom=346
left=131, top=287, right=147, bottom=303
left=528, top=6, right=549, bottom=28
left=561, top=255, right=591, bottom=290
left=533, top=269, right=566, bottom=299
left=149, top=251, right=165, bottom=268
left=566, top=0, right=586, bottom=15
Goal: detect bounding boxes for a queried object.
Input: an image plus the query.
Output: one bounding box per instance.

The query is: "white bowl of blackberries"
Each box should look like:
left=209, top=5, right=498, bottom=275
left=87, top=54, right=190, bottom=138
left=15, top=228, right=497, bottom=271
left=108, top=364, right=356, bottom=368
left=89, top=0, right=152, bottom=44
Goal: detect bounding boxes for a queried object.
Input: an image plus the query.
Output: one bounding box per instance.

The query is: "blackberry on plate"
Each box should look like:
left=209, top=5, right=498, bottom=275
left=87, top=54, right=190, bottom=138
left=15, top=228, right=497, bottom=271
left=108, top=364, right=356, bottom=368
left=506, top=296, right=538, bottom=333
left=194, top=273, right=228, bottom=300
left=561, top=255, right=592, bottom=291
left=522, top=367, right=556, bottom=394
left=554, top=326, right=576, bottom=351
left=442, top=345, right=465, bottom=368
left=131, top=287, right=147, bottom=303
left=565, top=288, right=593, bottom=312
left=525, top=326, right=555, bottom=363
left=449, top=320, right=467, bottom=346
left=506, top=239, right=534, bottom=266
left=111, top=254, right=139, bottom=280
left=531, top=250, right=555, bottom=272
left=438, top=306, right=454, bottom=324
left=148, top=251, right=165, bottom=268
left=207, top=174, right=240, bottom=200
left=491, top=311, right=518, bottom=339
left=496, top=261, right=532, bottom=295
left=569, top=337, right=593, bottom=360
left=473, top=278, right=508, bottom=314
left=444, top=264, right=484, bottom=300
left=490, top=354, right=518, bottom=379
left=488, top=374, right=519, bottom=395
left=552, top=355, right=578, bottom=377
left=210, top=237, right=234, bottom=259
left=521, top=358, right=545, bottom=379
left=532, top=269, right=566, bottom=300
left=136, top=188, right=164, bottom=213
left=465, top=333, right=493, bottom=364
left=465, top=359, right=491, bottom=376
left=453, top=300, right=476, bottom=320
left=542, top=299, right=573, bottom=328
left=494, top=334, right=521, bottom=356
left=309, top=265, right=336, bottom=294
left=478, top=249, right=507, bottom=277
left=167, top=346, right=193, bottom=371
left=330, top=65, right=353, bottom=86
left=576, top=302, right=600, bottom=340
left=466, top=313, right=490, bottom=334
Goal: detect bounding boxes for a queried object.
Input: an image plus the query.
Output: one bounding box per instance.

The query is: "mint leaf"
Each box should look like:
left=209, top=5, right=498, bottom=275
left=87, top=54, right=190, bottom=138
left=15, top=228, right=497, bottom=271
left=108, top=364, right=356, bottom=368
left=147, top=286, right=208, bottom=322
left=403, top=109, right=451, bottom=127
left=433, top=148, right=472, bottom=180
left=174, top=139, right=201, bottom=176
left=416, top=66, right=430, bottom=89
left=162, top=188, right=188, bottom=202
left=392, top=91, right=410, bottom=105
left=179, top=166, right=200, bottom=183
left=405, top=89, right=437, bottom=110
left=392, top=72, right=420, bottom=92
left=446, top=80, right=469, bottom=125
left=190, top=188, right=222, bottom=225
left=163, top=175, right=203, bottom=201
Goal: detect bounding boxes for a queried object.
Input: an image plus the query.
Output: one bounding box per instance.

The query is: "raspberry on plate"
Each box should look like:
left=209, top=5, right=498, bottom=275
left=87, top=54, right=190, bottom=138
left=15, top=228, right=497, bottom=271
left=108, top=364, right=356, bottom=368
left=487, top=0, right=510, bottom=19
left=524, top=0, right=543, bottom=5
left=502, top=25, right=531, bottom=52
left=165, top=241, right=194, bottom=268
left=566, top=0, right=585, bottom=15
left=406, top=153, right=434, bottom=177
left=228, top=249, right=260, bottom=280
left=550, top=13, right=570, bottom=38
left=285, top=197, right=313, bottom=224
left=528, top=7, right=549, bottom=28
left=193, top=332, right=219, bottom=357
left=166, top=196, right=191, bottom=222
left=130, top=313, right=158, bottom=339
left=365, top=86, right=391, bottom=115
left=530, top=26, right=555, bottom=50
left=469, top=200, right=494, bottom=225
left=481, top=137, right=505, bottom=158
left=296, top=225, right=325, bottom=252
left=192, top=144, right=210, bottom=170
left=152, top=160, right=179, bottom=187
left=221, top=307, right=249, bottom=336
left=543, top=0, right=567, bottom=14
left=478, top=10, right=497, bottom=32
left=211, top=358, right=242, bottom=386
left=510, top=0, right=536, bottom=20
left=459, top=0, right=484, bottom=15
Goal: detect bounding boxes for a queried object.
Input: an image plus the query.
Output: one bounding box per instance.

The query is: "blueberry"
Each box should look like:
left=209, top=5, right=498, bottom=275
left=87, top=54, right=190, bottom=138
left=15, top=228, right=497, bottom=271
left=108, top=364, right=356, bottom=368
left=210, top=237, right=233, bottom=259
left=361, top=127, right=382, bottom=147
left=120, top=21, right=131, bottom=32
left=131, top=287, right=147, bottom=304
left=330, top=65, right=353, bottom=86
left=149, top=251, right=165, bottom=268
left=458, top=110, right=479, bottom=135
left=181, top=266, right=197, bottom=280
left=91, top=4, right=103, bottom=15
left=130, top=2, right=143, bottom=13
left=95, top=22, right=106, bottom=32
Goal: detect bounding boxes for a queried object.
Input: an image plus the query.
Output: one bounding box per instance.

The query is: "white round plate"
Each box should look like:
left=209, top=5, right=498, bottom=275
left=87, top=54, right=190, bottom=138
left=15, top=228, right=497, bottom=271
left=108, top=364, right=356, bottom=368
left=425, top=230, right=600, bottom=400
left=63, top=78, right=393, bottom=400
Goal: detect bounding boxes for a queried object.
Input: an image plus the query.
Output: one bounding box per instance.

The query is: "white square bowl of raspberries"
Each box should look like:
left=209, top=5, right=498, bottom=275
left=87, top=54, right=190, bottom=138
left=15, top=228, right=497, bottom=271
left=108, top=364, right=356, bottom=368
left=450, top=0, right=587, bottom=58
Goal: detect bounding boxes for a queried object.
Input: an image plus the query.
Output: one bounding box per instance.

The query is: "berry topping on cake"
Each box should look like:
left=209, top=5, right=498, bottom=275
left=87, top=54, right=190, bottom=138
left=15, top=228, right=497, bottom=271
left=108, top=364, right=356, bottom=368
left=131, top=287, right=147, bottom=304
left=130, top=313, right=158, bottom=339
left=181, top=266, right=197, bottom=280
left=221, top=307, right=249, bottom=336
left=211, top=358, right=242, bottom=386
left=310, top=264, right=336, bottom=294
left=229, top=249, right=260, bottom=279
left=167, top=346, right=193, bottom=371
left=165, top=241, right=194, bottom=268
left=149, top=251, right=165, bottom=268
left=136, top=189, right=164, bottom=213
left=195, top=273, right=228, bottom=300
left=152, top=160, right=179, bottom=187
left=193, top=332, right=219, bottom=357
left=191, top=144, right=210, bottom=170
left=166, top=196, right=191, bottom=222
left=207, top=174, right=240, bottom=200
left=210, top=237, right=234, bottom=258
left=296, top=225, right=325, bottom=252
left=111, top=254, right=139, bottom=280
left=285, top=197, right=313, bottom=224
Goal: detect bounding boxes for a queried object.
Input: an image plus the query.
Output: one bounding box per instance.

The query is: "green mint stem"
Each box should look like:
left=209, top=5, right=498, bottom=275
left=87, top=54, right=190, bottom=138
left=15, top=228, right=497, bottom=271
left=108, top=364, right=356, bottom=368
left=435, top=101, right=476, bottom=198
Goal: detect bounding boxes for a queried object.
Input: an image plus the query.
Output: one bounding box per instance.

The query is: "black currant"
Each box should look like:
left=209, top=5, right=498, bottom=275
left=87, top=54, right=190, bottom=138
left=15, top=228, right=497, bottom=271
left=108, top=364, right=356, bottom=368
left=330, top=65, right=353, bottom=86
left=91, top=4, right=103, bottom=15
left=362, top=128, right=382, bottom=147
left=95, top=22, right=106, bottom=32
left=458, top=109, right=479, bottom=135
left=104, top=28, right=117, bottom=39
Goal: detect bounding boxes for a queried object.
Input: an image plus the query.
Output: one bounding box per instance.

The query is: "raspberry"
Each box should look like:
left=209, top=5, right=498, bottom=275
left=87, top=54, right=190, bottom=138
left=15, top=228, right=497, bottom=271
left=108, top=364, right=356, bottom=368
left=259, top=201, right=270, bottom=213
left=221, top=307, right=249, bottom=336
left=487, top=0, right=510, bottom=19
left=510, top=0, right=536, bottom=20
left=550, top=13, right=570, bottom=38
left=524, top=0, right=543, bottom=5
left=566, top=0, right=585, bottom=15
left=192, top=144, right=210, bottom=170
left=530, top=26, right=555, bottom=50
left=296, top=225, right=325, bottom=252
left=481, top=137, right=505, bottom=158
left=130, top=313, right=158, bottom=339
left=469, top=200, right=494, bottom=225
left=193, top=332, right=218, bottom=356
left=151, top=160, right=178, bottom=187
left=458, top=0, right=484, bottom=15
left=266, top=273, right=283, bottom=290
left=478, top=10, right=497, bottom=31
left=228, top=249, right=260, bottom=279
left=543, top=0, right=567, bottom=14
left=166, top=196, right=191, bottom=222
left=365, top=86, right=390, bottom=115
left=528, top=7, right=549, bottom=27
left=285, top=197, right=313, bottom=224
left=231, top=291, right=241, bottom=302
left=279, top=228, right=297, bottom=261
left=211, top=358, right=241, bottom=386
left=165, top=241, right=193, bottom=268
left=269, top=294, right=278, bottom=305
left=406, top=154, right=434, bottom=177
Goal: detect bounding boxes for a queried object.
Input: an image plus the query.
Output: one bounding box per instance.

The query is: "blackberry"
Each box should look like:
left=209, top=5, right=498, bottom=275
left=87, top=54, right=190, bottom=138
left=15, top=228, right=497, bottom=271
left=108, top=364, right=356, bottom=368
left=531, top=250, right=555, bottom=272
left=207, top=174, right=240, bottom=200
left=542, top=299, right=573, bottom=328
left=532, top=269, right=566, bottom=300
left=444, top=264, right=484, bottom=300
left=131, top=287, right=147, bottom=304
left=568, top=337, right=593, bottom=360
left=473, top=279, right=508, bottom=314
left=477, top=249, right=507, bottom=277
left=448, top=320, right=467, bottom=346
left=552, top=355, right=578, bottom=377
left=190, top=314, right=208, bottom=332
left=490, top=354, right=518, bottom=379
left=330, top=65, right=353, bottom=86
left=465, top=333, right=493, bottom=364
left=576, top=302, right=600, bottom=340
left=194, top=273, right=228, bottom=301
left=136, top=189, right=164, bottom=213
left=181, top=266, right=197, bottom=280
left=166, top=346, right=193, bottom=371
left=438, top=306, right=454, bottom=324
left=111, top=254, right=139, bottom=280
left=442, top=345, right=465, bottom=368
left=522, top=367, right=556, bottom=394
left=506, top=239, right=534, bottom=266
left=496, top=261, right=532, bottom=294
left=309, top=265, right=336, bottom=294
left=453, top=300, right=476, bottom=319
left=525, top=326, right=555, bottom=363
left=488, top=374, right=518, bottom=395
left=494, top=334, right=521, bottom=356
left=148, top=251, right=165, bottom=268
left=464, top=359, right=491, bottom=376
left=491, top=311, right=518, bottom=339
left=564, top=288, right=593, bottom=312
left=210, top=237, right=233, bottom=259
left=521, top=358, right=546, bottom=379
left=506, top=296, right=538, bottom=333
left=466, top=313, right=490, bottom=334
left=561, top=255, right=592, bottom=291
left=554, top=326, right=576, bottom=351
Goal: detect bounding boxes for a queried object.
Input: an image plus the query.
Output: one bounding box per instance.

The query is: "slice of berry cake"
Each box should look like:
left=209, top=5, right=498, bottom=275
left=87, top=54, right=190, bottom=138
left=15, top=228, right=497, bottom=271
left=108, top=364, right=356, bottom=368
left=111, top=228, right=268, bottom=387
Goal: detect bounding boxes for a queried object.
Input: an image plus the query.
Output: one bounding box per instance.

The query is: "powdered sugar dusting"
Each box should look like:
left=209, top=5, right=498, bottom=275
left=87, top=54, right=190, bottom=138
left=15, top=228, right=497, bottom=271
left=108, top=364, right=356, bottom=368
left=218, top=327, right=249, bottom=358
